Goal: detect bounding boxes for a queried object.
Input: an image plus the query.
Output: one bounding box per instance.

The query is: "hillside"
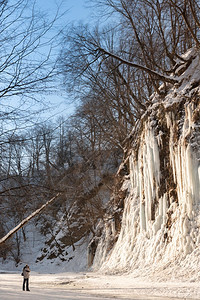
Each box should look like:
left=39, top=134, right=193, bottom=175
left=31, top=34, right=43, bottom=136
left=90, top=47, right=200, bottom=280
left=1, top=47, right=199, bottom=279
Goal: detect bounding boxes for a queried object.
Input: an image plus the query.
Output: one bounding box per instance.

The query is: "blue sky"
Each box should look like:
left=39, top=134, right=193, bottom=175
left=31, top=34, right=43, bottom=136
left=34, top=0, right=92, bottom=121
left=37, top=0, right=91, bottom=24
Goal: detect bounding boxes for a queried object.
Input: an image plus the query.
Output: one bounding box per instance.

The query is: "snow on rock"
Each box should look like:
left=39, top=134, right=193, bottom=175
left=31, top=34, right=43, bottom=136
left=92, top=47, right=200, bottom=280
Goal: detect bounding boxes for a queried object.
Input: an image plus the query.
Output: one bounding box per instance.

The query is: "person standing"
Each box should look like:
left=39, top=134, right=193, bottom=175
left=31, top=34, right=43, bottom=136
left=22, top=264, right=30, bottom=291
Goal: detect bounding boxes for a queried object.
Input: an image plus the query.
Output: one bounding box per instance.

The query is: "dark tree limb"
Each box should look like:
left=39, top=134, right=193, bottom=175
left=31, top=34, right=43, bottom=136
left=98, top=47, right=179, bottom=84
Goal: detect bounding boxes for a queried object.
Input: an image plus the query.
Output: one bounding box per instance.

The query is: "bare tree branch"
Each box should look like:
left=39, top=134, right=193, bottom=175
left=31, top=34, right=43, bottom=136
left=97, top=47, right=179, bottom=84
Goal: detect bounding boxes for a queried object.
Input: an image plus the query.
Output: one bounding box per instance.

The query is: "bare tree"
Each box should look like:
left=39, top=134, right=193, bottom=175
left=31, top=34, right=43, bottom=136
left=167, top=0, right=200, bottom=47
left=61, top=0, right=200, bottom=99
left=0, top=0, right=62, bottom=135
left=0, top=0, right=66, bottom=258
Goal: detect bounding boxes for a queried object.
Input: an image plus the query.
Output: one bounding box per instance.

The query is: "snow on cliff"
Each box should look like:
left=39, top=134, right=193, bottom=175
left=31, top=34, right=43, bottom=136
left=92, top=47, right=200, bottom=281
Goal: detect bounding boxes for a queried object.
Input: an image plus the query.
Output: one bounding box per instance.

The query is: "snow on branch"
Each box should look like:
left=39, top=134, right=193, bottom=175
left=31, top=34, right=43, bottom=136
left=98, top=47, right=179, bottom=84
left=0, top=193, right=61, bottom=245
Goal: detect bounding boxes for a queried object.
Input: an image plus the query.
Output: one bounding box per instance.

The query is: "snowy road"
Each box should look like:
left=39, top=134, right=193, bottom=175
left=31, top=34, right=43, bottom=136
left=0, top=272, right=199, bottom=299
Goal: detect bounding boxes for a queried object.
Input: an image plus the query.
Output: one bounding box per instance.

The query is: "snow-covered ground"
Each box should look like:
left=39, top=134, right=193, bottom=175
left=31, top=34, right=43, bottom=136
left=0, top=270, right=200, bottom=300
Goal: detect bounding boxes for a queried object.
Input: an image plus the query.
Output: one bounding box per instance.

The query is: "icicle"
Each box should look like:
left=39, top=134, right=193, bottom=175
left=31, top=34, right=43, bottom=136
left=93, top=93, right=200, bottom=275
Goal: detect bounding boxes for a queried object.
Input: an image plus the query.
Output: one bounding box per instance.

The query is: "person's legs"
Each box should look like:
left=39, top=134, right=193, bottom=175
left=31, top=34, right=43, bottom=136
left=26, top=278, right=30, bottom=291
left=23, top=278, right=26, bottom=291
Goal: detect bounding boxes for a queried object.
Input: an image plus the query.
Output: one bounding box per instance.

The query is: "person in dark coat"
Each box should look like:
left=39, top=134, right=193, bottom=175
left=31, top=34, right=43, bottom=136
left=22, top=264, right=30, bottom=291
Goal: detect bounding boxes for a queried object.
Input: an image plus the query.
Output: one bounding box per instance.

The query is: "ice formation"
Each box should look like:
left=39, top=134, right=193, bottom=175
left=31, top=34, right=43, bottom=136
left=92, top=47, right=200, bottom=277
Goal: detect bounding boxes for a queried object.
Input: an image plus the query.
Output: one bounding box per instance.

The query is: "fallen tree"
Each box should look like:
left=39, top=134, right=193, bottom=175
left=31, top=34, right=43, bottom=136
left=0, top=193, right=61, bottom=245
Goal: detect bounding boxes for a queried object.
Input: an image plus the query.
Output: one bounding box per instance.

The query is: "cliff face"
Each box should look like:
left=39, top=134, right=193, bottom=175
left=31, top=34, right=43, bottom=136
left=91, top=47, right=200, bottom=278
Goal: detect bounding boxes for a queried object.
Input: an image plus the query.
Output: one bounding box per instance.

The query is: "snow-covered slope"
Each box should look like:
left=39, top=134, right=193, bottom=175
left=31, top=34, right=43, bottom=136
left=0, top=219, right=89, bottom=273
left=92, top=47, right=200, bottom=280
